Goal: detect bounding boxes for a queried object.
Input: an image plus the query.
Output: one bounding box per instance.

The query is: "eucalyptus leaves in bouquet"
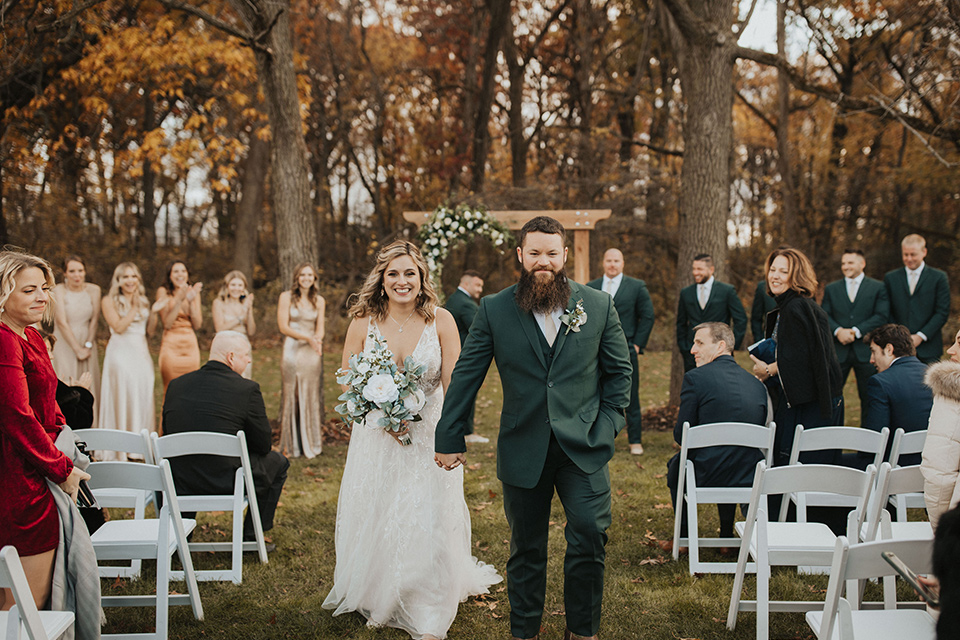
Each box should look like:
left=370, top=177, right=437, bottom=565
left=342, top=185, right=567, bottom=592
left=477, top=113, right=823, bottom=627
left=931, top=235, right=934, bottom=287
left=335, top=332, right=428, bottom=446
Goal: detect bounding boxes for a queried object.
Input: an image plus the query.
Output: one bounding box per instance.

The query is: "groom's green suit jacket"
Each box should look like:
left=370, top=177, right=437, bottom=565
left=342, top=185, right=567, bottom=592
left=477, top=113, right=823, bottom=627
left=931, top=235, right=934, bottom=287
left=435, top=280, right=633, bottom=489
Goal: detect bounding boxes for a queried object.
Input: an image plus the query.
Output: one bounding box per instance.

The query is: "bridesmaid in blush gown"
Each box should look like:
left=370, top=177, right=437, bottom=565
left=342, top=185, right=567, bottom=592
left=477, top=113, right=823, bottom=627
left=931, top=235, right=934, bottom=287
left=51, top=255, right=101, bottom=421
left=212, top=270, right=256, bottom=379
left=155, top=260, right=202, bottom=393
left=97, top=262, right=157, bottom=460
left=277, top=262, right=324, bottom=458
left=323, top=241, right=500, bottom=639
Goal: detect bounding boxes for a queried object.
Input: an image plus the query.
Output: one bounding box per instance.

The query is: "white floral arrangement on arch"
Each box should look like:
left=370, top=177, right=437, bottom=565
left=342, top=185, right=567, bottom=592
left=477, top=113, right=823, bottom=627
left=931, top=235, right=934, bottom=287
left=335, top=331, right=427, bottom=446
left=415, top=203, right=513, bottom=292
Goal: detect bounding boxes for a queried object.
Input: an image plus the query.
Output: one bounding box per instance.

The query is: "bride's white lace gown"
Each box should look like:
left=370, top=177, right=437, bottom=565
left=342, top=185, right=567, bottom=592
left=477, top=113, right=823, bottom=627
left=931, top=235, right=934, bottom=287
left=323, top=320, right=501, bottom=639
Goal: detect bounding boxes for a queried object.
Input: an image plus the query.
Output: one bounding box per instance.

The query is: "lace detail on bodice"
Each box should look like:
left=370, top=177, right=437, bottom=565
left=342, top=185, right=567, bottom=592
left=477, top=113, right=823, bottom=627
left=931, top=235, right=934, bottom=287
left=367, top=320, right=442, bottom=396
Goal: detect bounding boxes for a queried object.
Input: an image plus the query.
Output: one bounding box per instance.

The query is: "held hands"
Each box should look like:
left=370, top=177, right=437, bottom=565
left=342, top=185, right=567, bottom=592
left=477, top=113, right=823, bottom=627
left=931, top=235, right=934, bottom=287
left=750, top=354, right=776, bottom=382
left=59, top=466, right=91, bottom=501
left=836, top=328, right=857, bottom=345
left=911, top=334, right=924, bottom=348
left=435, top=452, right=466, bottom=471
left=75, top=346, right=92, bottom=361
left=68, top=372, right=93, bottom=390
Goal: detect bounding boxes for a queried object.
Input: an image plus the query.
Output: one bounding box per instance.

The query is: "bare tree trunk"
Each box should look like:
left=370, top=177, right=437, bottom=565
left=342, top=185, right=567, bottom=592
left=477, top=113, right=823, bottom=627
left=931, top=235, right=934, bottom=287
left=776, top=0, right=799, bottom=239
left=227, top=0, right=318, bottom=282
left=469, top=0, right=511, bottom=192
left=139, top=90, right=158, bottom=259
left=235, top=131, right=269, bottom=283
left=658, top=0, right=736, bottom=404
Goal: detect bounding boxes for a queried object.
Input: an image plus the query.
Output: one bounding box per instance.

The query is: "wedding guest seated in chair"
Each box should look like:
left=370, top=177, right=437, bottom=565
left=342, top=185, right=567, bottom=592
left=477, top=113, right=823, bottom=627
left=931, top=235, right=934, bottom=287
left=666, top=322, right=769, bottom=550
left=162, top=331, right=289, bottom=544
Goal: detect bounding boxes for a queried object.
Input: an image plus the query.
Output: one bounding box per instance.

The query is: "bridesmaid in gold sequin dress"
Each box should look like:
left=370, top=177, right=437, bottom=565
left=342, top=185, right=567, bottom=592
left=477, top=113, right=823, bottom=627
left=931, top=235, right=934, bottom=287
left=277, top=263, right=324, bottom=458
left=51, top=255, right=101, bottom=422
left=155, top=261, right=202, bottom=394
left=212, top=270, right=256, bottom=379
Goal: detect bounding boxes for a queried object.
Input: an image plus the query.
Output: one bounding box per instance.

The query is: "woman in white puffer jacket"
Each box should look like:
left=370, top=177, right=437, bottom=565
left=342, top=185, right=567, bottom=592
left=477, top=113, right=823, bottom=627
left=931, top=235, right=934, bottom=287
left=921, top=327, right=960, bottom=531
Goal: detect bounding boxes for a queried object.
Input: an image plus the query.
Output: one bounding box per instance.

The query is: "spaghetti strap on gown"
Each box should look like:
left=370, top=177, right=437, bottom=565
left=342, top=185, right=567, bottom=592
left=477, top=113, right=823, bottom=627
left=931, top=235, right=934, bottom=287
left=279, top=304, right=323, bottom=457
left=323, top=320, right=500, bottom=639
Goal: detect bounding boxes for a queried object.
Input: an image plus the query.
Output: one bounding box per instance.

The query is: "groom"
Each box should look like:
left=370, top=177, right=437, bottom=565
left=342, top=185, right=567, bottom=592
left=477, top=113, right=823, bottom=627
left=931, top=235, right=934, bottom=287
left=435, top=216, right=632, bottom=640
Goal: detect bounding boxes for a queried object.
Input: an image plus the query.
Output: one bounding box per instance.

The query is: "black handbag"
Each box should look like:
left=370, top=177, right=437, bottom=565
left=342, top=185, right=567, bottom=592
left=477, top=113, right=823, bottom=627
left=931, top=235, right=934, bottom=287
left=75, top=440, right=107, bottom=534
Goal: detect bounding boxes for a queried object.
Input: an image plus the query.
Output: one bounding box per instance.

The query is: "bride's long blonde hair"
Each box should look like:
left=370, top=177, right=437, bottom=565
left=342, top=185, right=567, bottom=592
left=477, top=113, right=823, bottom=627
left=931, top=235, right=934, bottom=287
left=348, top=241, right=439, bottom=322
left=108, top=262, right=149, bottom=317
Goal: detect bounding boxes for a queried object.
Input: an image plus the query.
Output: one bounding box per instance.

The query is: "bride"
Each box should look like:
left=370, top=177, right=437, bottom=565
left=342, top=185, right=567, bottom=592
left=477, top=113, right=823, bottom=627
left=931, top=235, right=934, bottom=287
left=323, top=241, right=501, bottom=639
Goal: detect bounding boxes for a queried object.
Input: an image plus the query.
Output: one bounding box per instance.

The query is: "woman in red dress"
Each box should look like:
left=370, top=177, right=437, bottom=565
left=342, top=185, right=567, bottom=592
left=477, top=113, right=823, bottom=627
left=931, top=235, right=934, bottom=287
left=0, top=251, right=90, bottom=611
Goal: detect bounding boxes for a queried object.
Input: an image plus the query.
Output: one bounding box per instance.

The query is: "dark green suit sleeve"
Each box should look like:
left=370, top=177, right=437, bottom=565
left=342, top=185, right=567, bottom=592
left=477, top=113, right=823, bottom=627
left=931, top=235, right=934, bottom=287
left=727, top=287, right=748, bottom=349
left=920, top=270, right=951, bottom=340
left=633, top=281, right=655, bottom=353
left=857, top=282, right=890, bottom=336
left=435, top=299, right=495, bottom=454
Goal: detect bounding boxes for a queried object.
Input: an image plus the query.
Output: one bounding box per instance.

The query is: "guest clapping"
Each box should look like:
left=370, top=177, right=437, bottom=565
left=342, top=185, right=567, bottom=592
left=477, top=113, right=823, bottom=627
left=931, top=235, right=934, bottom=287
left=155, top=260, right=202, bottom=392
left=277, top=263, right=324, bottom=458
left=98, top=263, right=157, bottom=457
left=751, top=247, right=843, bottom=466
left=212, top=270, right=256, bottom=378
left=50, top=255, right=101, bottom=417
left=0, top=250, right=90, bottom=611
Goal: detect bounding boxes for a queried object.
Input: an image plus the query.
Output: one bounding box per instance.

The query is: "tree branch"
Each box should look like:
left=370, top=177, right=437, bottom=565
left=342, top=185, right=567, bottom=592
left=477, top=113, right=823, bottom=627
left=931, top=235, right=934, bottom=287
left=736, top=89, right=776, bottom=134
left=156, top=0, right=274, bottom=54
left=657, top=0, right=712, bottom=41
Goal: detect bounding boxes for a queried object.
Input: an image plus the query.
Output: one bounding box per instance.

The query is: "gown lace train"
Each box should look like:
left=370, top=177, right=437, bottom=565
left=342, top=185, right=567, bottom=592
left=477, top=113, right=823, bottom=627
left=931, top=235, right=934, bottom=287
left=323, top=320, right=500, bottom=639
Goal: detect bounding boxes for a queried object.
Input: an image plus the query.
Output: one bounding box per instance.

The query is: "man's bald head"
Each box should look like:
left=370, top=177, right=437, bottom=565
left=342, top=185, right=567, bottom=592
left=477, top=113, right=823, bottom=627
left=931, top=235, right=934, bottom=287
left=602, top=248, right=624, bottom=278
left=210, top=331, right=252, bottom=375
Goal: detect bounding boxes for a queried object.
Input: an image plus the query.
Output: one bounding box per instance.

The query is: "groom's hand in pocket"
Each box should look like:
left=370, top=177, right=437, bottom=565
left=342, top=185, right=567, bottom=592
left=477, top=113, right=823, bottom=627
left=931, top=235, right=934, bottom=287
left=435, top=452, right=466, bottom=471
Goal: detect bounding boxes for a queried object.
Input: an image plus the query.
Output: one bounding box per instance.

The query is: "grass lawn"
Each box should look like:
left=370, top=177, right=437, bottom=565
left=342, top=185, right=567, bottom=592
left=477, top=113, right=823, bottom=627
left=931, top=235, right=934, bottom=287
left=100, top=348, right=880, bottom=639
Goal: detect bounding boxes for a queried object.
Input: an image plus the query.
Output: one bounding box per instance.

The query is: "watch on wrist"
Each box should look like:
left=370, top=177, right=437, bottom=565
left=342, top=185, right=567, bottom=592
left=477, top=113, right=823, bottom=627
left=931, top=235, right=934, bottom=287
left=84, top=341, right=93, bottom=349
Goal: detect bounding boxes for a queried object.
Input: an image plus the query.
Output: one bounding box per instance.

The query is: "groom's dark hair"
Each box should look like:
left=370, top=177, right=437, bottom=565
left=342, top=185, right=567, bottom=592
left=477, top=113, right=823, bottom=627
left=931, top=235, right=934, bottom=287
left=517, top=216, right=566, bottom=248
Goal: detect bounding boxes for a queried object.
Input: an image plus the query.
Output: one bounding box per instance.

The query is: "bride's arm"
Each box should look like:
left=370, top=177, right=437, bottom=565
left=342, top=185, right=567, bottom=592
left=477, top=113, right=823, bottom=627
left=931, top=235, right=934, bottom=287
left=340, top=317, right=367, bottom=392
left=434, top=308, right=461, bottom=394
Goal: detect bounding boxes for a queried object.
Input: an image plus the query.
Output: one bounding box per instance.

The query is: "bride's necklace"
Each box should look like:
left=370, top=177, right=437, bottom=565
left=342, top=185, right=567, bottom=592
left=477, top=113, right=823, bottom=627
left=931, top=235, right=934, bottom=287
left=388, top=309, right=416, bottom=333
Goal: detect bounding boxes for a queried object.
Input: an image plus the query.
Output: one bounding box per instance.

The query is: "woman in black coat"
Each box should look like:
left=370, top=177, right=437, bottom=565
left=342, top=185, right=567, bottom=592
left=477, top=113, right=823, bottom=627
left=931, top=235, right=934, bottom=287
left=751, top=247, right=844, bottom=467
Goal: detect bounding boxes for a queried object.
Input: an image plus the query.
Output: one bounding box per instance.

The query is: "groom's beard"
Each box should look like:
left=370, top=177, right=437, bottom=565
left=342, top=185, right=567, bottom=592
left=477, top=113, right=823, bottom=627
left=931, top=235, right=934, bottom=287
left=515, top=265, right=571, bottom=314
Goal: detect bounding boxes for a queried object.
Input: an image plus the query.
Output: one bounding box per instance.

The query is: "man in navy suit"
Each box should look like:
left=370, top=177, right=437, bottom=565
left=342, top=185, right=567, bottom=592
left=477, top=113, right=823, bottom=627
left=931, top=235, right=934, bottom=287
left=884, top=234, right=951, bottom=364
left=857, top=323, right=934, bottom=468
left=821, top=249, right=890, bottom=409
left=587, top=248, right=655, bottom=455
left=666, top=322, right=769, bottom=542
left=676, top=254, right=748, bottom=372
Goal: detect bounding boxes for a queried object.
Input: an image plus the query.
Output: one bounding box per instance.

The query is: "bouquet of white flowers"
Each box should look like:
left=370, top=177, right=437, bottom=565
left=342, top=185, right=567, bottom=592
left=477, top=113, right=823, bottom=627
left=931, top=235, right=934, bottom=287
left=335, top=332, right=427, bottom=446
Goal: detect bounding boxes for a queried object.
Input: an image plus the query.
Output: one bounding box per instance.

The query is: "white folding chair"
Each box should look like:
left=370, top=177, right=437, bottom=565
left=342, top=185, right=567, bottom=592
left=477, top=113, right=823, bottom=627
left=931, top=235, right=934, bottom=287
left=888, top=429, right=928, bottom=520
left=806, top=536, right=936, bottom=639
left=787, top=425, right=888, bottom=519
left=0, top=546, right=74, bottom=640
left=86, top=460, right=204, bottom=639
left=672, top=420, right=776, bottom=574
left=151, top=431, right=268, bottom=584
left=76, top=428, right=155, bottom=578
left=726, top=461, right=877, bottom=640
left=860, top=463, right=932, bottom=543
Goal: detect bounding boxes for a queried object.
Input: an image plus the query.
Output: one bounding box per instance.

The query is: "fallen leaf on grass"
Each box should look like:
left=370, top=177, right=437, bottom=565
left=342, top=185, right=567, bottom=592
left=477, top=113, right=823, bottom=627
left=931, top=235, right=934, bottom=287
left=635, top=462, right=645, bottom=470
left=653, top=473, right=665, bottom=479
left=638, top=557, right=667, bottom=566
left=644, top=530, right=657, bottom=540
left=468, top=463, right=482, bottom=470
left=473, top=501, right=492, bottom=512
left=653, top=503, right=671, bottom=509
left=488, top=489, right=497, bottom=499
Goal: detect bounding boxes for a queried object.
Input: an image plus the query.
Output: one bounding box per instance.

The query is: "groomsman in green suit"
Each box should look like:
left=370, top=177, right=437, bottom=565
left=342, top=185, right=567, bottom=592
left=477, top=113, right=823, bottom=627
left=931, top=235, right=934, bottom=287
left=444, top=270, right=488, bottom=443
left=883, top=234, right=951, bottom=364
left=676, top=254, right=748, bottom=372
left=821, top=249, right=890, bottom=408
left=435, top=216, right=632, bottom=640
left=587, top=248, right=655, bottom=455
left=750, top=280, right=776, bottom=344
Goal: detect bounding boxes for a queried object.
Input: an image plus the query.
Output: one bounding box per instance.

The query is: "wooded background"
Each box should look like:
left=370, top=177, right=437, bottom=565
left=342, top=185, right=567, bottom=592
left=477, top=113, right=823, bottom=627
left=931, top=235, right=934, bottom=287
left=2, top=0, right=958, bottom=396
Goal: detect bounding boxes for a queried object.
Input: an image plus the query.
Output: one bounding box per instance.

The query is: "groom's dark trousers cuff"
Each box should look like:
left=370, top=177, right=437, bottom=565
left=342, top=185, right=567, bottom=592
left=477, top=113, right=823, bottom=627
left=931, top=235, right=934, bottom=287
left=502, top=432, right=611, bottom=639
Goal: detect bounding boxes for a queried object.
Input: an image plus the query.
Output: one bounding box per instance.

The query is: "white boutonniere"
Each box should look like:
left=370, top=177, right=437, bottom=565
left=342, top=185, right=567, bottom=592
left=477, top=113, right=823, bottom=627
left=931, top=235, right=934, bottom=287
left=560, top=299, right=588, bottom=335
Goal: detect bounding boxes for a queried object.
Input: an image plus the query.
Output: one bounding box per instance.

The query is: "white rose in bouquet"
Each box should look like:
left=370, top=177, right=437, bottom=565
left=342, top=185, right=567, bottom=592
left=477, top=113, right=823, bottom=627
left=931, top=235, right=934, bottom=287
left=363, top=373, right=400, bottom=404
left=364, top=408, right=386, bottom=430
left=403, top=388, right=426, bottom=413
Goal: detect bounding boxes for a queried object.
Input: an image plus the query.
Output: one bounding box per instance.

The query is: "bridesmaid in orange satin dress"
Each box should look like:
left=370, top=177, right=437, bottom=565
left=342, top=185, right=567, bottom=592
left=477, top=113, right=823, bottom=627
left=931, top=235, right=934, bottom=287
left=155, top=260, right=202, bottom=393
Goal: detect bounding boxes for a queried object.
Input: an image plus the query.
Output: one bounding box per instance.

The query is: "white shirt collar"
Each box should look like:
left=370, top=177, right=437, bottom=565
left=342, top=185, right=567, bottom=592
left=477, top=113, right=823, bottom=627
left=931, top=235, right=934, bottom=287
left=906, top=262, right=925, bottom=277
left=533, top=308, right=563, bottom=336
left=457, top=286, right=471, bottom=296
left=846, top=273, right=865, bottom=286
left=604, top=273, right=623, bottom=286
left=699, top=276, right=715, bottom=289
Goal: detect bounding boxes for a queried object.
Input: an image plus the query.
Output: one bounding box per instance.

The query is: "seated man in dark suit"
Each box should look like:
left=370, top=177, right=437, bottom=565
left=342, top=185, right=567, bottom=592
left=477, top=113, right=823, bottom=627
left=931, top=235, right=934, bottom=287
left=666, top=322, right=769, bottom=545
left=856, top=323, right=934, bottom=468
left=162, top=331, right=289, bottom=543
